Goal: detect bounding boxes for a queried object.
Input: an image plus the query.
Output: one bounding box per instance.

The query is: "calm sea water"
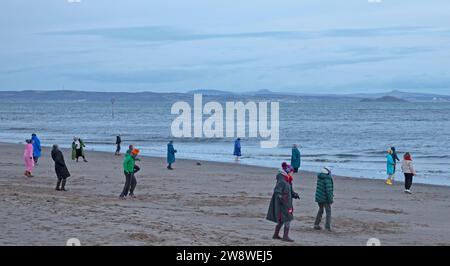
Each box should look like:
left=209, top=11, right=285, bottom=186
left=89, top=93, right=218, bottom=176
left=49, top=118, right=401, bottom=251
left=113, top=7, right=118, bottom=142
left=0, top=98, right=449, bottom=186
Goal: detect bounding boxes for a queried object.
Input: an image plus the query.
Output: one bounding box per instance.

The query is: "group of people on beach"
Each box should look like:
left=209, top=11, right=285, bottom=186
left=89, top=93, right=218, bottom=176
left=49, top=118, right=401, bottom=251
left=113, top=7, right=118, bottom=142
left=21, top=134, right=417, bottom=243
left=266, top=157, right=334, bottom=242
left=386, top=146, right=417, bottom=194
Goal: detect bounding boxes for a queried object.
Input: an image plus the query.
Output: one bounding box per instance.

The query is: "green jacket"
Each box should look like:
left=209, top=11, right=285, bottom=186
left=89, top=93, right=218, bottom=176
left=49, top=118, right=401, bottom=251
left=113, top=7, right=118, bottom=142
left=315, top=173, right=334, bottom=204
left=71, top=139, right=86, bottom=160
left=291, top=148, right=301, bottom=169
left=123, top=154, right=135, bottom=174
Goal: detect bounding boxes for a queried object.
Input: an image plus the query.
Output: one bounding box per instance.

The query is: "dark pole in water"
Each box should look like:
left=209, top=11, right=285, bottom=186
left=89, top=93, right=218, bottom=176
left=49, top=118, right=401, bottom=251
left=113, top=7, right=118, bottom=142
left=111, top=98, right=115, bottom=119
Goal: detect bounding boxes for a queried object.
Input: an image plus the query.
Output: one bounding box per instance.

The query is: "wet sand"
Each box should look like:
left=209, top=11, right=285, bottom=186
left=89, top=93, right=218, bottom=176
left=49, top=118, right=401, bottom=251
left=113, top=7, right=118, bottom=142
left=0, top=142, right=449, bottom=246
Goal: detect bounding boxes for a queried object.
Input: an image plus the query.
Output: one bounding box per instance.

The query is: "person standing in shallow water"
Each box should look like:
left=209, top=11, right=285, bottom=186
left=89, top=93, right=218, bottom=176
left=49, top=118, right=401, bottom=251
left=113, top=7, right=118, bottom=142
left=290, top=144, right=301, bottom=173
left=167, top=141, right=177, bottom=170
left=115, top=135, right=122, bottom=156
left=51, top=145, right=70, bottom=191
left=72, top=137, right=88, bottom=162
left=233, top=138, right=241, bottom=161
left=314, top=167, right=334, bottom=231
left=31, top=133, right=41, bottom=164
left=120, top=148, right=139, bottom=200
left=23, top=139, right=34, bottom=177
left=266, top=162, right=300, bottom=242
left=401, top=152, right=416, bottom=194
left=386, top=149, right=395, bottom=185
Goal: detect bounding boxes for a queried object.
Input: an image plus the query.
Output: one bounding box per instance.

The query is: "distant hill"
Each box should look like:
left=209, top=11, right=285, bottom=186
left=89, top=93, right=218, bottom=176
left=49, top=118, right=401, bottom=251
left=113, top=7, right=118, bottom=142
left=348, top=90, right=450, bottom=102
left=0, top=89, right=448, bottom=102
left=361, top=96, right=409, bottom=102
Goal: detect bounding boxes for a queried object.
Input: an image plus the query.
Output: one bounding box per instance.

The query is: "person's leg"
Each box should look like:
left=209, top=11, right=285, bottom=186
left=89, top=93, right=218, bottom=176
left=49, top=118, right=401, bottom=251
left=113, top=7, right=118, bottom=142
left=120, top=172, right=132, bottom=198
left=129, top=174, right=137, bottom=196
left=167, top=163, right=172, bottom=169
left=314, top=203, right=324, bottom=229
left=324, top=203, right=332, bottom=231
left=282, top=221, right=294, bottom=242
left=273, top=223, right=283, bottom=239
left=405, top=174, right=413, bottom=191
left=56, top=178, right=62, bottom=191
left=61, top=179, right=67, bottom=191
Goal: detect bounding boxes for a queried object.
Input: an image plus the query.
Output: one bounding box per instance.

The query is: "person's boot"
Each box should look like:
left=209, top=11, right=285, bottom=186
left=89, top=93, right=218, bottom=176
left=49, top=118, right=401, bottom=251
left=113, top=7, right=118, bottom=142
left=61, top=179, right=67, bottom=191
left=27, top=171, right=34, bottom=177
left=282, top=226, right=294, bottom=242
left=272, top=224, right=282, bottom=240
left=24, top=171, right=28, bottom=177
left=55, top=179, right=62, bottom=191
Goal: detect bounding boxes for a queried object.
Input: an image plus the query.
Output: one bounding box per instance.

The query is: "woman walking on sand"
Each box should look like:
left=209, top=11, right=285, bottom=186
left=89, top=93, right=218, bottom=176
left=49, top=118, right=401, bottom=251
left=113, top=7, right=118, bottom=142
left=266, top=162, right=300, bottom=242
left=23, top=139, right=34, bottom=177
left=233, top=138, right=242, bottom=161
left=401, top=152, right=416, bottom=194
left=31, top=133, right=41, bottom=164
left=167, top=141, right=177, bottom=170
left=291, top=144, right=301, bottom=173
left=72, top=137, right=88, bottom=162
left=51, top=145, right=71, bottom=191
left=314, top=167, right=334, bottom=231
left=386, top=149, right=395, bottom=185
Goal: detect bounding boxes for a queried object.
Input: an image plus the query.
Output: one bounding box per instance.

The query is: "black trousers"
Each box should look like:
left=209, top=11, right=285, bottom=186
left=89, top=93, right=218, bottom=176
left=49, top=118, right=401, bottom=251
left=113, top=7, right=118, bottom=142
left=404, top=173, right=413, bottom=190
left=116, top=144, right=121, bottom=153
left=121, top=172, right=137, bottom=196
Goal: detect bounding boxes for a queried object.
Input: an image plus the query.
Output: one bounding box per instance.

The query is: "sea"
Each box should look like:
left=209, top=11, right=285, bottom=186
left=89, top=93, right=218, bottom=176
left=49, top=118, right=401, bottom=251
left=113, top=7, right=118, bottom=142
left=1, top=96, right=449, bottom=186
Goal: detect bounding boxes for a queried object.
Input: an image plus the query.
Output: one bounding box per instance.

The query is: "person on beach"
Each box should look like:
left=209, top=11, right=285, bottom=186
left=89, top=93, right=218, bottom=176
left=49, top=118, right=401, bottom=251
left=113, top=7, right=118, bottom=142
left=233, top=138, right=242, bottom=161
left=126, top=144, right=141, bottom=171
left=401, top=152, right=416, bottom=194
left=391, top=146, right=400, bottom=173
left=72, top=137, right=88, bottom=162
left=167, top=140, right=177, bottom=170
left=266, top=162, right=300, bottom=242
left=51, top=145, right=70, bottom=191
left=23, top=139, right=34, bottom=177
left=120, top=148, right=139, bottom=199
left=314, top=167, right=334, bottom=231
left=386, top=149, right=395, bottom=185
left=115, top=135, right=122, bottom=156
left=31, top=133, right=41, bottom=164
left=291, top=144, right=301, bottom=173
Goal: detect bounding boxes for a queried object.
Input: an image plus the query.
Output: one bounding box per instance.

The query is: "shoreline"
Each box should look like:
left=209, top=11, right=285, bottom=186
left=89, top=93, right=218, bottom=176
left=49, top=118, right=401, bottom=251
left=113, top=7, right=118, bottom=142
left=1, top=141, right=448, bottom=188
left=1, top=141, right=450, bottom=245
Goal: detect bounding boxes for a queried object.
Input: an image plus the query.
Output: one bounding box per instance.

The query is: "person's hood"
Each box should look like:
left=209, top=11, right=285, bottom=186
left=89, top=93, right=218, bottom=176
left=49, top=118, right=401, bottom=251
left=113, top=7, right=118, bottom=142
left=318, top=172, right=331, bottom=180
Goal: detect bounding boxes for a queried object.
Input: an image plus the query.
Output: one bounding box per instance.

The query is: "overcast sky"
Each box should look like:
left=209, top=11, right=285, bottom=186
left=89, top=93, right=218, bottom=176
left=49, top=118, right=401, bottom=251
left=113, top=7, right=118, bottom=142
left=1, top=0, right=450, bottom=94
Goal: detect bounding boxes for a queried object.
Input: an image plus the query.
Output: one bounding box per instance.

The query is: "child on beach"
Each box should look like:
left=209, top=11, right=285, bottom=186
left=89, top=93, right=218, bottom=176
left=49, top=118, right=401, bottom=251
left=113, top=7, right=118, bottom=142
left=23, top=139, right=34, bottom=177
left=266, top=162, right=300, bottom=242
left=314, top=167, right=334, bottom=231
left=51, top=145, right=71, bottom=191
left=291, top=144, right=301, bottom=173
left=31, top=133, right=41, bottom=164
left=72, top=137, right=88, bottom=162
left=233, top=138, right=241, bottom=161
left=401, top=152, right=416, bottom=194
left=120, top=148, right=139, bottom=199
left=386, top=149, right=395, bottom=185
left=167, top=141, right=177, bottom=170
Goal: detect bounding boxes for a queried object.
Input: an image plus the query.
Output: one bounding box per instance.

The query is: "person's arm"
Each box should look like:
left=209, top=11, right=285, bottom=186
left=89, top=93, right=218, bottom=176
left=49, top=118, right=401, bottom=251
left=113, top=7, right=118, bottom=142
left=325, top=178, right=334, bottom=204
left=410, top=162, right=416, bottom=176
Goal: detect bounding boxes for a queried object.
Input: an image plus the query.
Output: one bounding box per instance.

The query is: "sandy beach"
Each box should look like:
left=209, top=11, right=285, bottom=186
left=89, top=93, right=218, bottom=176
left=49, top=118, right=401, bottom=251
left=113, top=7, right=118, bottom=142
left=0, top=142, right=449, bottom=246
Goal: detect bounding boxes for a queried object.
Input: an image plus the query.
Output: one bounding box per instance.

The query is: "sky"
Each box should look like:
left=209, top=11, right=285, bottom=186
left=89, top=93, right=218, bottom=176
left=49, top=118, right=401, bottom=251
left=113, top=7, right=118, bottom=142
left=0, top=0, right=450, bottom=94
